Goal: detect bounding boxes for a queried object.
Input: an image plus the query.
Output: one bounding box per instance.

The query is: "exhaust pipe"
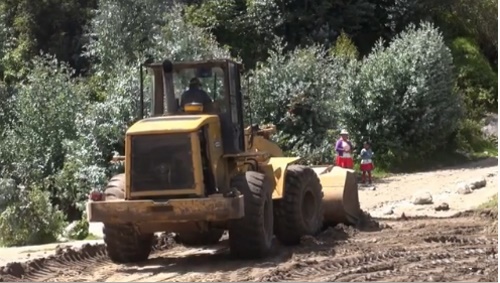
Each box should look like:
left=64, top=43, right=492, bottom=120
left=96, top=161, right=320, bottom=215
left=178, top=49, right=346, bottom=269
left=162, top=59, right=178, bottom=115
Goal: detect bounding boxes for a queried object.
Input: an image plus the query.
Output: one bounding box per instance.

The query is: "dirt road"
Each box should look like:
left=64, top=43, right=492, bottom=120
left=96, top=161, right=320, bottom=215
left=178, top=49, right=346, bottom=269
left=0, top=212, right=497, bottom=282
left=0, top=158, right=497, bottom=282
left=359, top=157, right=498, bottom=218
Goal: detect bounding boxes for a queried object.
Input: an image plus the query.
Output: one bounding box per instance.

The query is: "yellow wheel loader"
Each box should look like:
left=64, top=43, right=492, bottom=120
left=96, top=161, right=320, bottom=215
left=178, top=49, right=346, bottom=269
left=86, top=59, right=361, bottom=263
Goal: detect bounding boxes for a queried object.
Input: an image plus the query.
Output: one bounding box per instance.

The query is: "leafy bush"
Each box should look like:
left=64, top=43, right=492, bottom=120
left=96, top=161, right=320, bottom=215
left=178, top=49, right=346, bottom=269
left=86, top=0, right=169, bottom=72
left=0, top=182, right=66, bottom=247
left=56, top=61, right=144, bottom=211
left=451, top=118, right=497, bottom=154
left=0, top=55, right=88, bottom=220
left=184, top=0, right=282, bottom=68
left=329, top=31, right=359, bottom=60
left=249, top=43, right=349, bottom=164
left=450, top=37, right=497, bottom=115
left=65, top=217, right=90, bottom=241
left=340, top=22, right=462, bottom=168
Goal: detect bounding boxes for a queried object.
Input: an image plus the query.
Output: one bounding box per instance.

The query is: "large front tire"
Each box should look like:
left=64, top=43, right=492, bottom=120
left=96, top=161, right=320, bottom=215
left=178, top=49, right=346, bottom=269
left=228, top=171, right=274, bottom=259
left=102, top=174, right=154, bottom=263
left=274, top=165, right=324, bottom=245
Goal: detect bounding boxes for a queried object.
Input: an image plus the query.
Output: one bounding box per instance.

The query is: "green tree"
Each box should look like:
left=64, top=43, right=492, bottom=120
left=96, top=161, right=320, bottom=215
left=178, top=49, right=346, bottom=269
left=249, top=42, right=349, bottom=164
left=329, top=31, right=359, bottom=60
left=0, top=0, right=97, bottom=80
left=451, top=37, right=498, bottom=116
left=0, top=181, right=66, bottom=247
left=340, top=22, right=461, bottom=168
left=378, top=0, right=497, bottom=67
left=184, top=0, right=283, bottom=68
left=85, top=0, right=168, bottom=72
left=0, top=54, right=88, bottom=219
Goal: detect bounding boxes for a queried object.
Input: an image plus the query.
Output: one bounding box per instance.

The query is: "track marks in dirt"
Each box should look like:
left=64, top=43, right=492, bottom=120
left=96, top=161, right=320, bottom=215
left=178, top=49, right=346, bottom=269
left=0, top=244, right=109, bottom=282
left=1, top=213, right=497, bottom=282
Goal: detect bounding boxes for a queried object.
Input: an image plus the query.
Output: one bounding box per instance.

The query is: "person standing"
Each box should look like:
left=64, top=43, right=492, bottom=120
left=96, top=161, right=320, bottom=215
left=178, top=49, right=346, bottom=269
left=359, top=141, right=374, bottom=184
left=335, top=129, right=354, bottom=169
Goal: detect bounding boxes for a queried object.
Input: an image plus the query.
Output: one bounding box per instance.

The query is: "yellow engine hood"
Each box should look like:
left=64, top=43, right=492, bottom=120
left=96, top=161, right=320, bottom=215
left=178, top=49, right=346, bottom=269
left=126, top=115, right=219, bottom=135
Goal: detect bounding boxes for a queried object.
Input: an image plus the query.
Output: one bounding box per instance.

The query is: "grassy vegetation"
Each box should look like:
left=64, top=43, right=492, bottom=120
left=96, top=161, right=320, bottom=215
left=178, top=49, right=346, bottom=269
left=352, top=163, right=390, bottom=181
left=478, top=194, right=498, bottom=212
left=84, top=234, right=101, bottom=240
left=386, top=146, right=497, bottom=174
left=478, top=194, right=498, bottom=233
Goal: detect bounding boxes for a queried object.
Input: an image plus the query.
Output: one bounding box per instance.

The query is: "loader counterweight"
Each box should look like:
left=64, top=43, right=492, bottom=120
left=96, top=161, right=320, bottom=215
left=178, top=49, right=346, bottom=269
left=87, top=194, right=245, bottom=224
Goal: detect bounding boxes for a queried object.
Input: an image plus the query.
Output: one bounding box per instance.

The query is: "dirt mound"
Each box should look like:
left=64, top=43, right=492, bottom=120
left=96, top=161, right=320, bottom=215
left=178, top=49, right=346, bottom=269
left=319, top=224, right=356, bottom=240
left=356, top=210, right=390, bottom=231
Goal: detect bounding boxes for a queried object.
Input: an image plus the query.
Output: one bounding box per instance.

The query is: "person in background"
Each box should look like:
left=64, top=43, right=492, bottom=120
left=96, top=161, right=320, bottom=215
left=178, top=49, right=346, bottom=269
left=359, top=141, right=375, bottom=185
left=335, top=129, right=354, bottom=169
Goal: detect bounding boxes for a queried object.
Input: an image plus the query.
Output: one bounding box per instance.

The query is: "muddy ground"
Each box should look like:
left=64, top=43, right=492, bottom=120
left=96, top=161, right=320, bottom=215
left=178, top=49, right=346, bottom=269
left=0, top=158, right=498, bottom=282
left=0, top=211, right=497, bottom=282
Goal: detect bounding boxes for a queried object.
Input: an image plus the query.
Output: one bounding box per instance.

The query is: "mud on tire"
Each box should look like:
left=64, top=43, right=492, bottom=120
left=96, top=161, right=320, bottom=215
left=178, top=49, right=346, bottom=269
left=102, top=174, right=154, bottom=263
left=228, top=171, right=273, bottom=259
left=174, top=229, right=224, bottom=246
left=274, top=165, right=324, bottom=245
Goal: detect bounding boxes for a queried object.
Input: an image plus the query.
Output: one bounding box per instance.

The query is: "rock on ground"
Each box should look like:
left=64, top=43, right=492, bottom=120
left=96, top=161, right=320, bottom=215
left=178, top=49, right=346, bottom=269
left=470, top=177, right=487, bottom=190
left=359, top=158, right=498, bottom=220
left=411, top=191, right=433, bottom=205
left=434, top=202, right=450, bottom=211
left=383, top=207, right=394, bottom=215
left=456, top=183, right=473, bottom=195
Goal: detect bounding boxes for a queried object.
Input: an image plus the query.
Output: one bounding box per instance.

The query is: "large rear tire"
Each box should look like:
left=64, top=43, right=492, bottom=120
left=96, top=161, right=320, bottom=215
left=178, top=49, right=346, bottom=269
left=174, top=229, right=224, bottom=246
left=102, top=174, right=154, bottom=263
left=274, top=165, right=324, bottom=246
left=228, top=171, right=273, bottom=259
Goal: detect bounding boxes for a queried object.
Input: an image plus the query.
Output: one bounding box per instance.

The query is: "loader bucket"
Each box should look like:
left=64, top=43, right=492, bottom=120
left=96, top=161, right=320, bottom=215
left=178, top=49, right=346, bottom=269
left=310, top=165, right=361, bottom=226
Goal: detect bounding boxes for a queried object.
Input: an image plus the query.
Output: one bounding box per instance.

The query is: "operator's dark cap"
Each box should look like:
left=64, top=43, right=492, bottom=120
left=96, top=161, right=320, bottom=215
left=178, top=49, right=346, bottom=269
left=189, top=77, right=202, bottom=86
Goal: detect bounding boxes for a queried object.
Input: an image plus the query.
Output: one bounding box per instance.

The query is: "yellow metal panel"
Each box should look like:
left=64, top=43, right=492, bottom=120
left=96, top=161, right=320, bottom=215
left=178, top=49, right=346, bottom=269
left=87, top=194, right=245, bottom=224
left=319, top=167, right=361, bottom=225
left=205, top=120, right=226, bottom=190
left=190, top=132, right=205, bottom=196
left=126, top=115, right=219, bottom=135
left=266, top=157, right=301, bottom=199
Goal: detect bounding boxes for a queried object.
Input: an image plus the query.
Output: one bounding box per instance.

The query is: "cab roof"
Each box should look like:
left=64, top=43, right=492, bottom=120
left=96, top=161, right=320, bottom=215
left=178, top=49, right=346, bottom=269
left=144, top=59, right=243, bottom=71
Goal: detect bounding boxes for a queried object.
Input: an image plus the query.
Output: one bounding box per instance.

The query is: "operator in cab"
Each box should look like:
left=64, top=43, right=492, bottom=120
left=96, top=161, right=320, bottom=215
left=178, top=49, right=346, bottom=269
left=180, top=77, right=214, bottom=113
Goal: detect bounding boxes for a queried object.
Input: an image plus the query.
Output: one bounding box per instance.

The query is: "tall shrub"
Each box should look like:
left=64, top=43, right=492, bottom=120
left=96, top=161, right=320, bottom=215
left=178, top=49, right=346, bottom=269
left=341, top=22, right=461, bottom=168
left=450, top=37, right=497, bottom=116
left=249, top=43, right=349, bottom=164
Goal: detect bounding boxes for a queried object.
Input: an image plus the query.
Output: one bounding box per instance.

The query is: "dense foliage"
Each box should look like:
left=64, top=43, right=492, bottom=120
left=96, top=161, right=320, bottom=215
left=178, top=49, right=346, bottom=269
left=340, top=23, right=460, bottom=168
left=0, top=0, right=496, bottom=246
left=249, top=43, right=350, bottom=164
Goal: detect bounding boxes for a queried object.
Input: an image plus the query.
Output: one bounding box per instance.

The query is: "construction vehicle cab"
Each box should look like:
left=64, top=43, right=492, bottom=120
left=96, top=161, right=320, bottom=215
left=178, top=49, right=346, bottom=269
left=86, top=58, right=360, bottom=264
left=144, top=59, right=246, bottom=155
